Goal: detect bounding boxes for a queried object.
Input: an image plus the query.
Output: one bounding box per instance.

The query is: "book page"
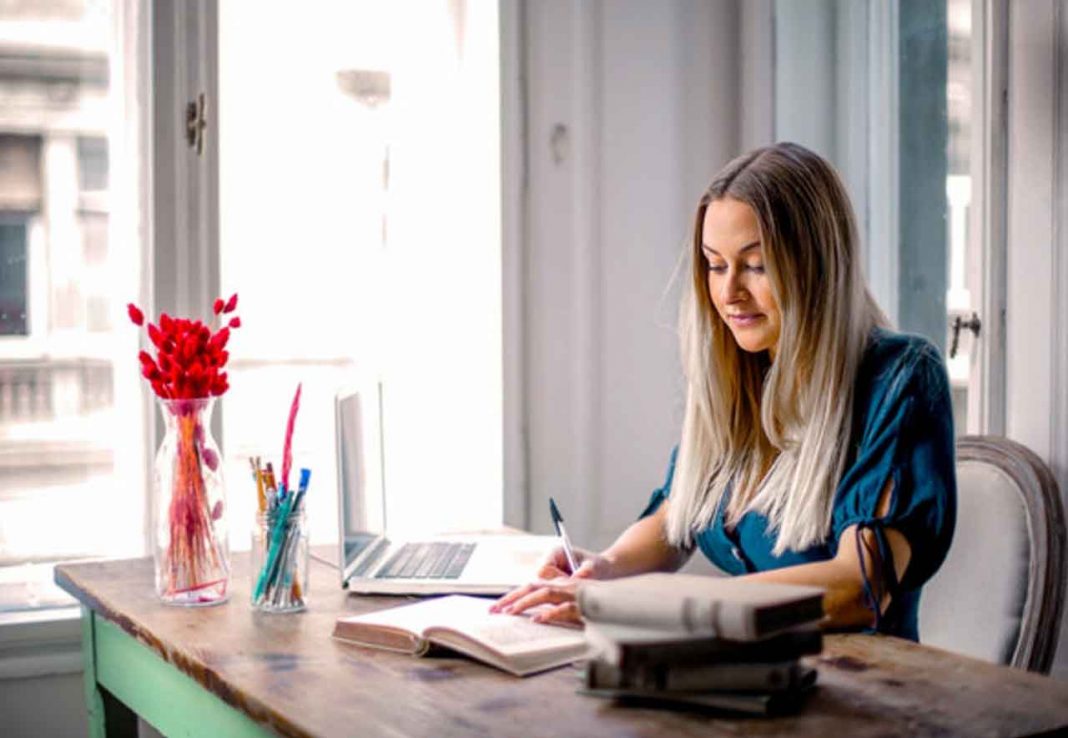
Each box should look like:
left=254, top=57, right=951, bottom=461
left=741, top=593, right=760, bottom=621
left=340, top=596, right=458, bottom=635
left=421, top=595, right=586, bottom=657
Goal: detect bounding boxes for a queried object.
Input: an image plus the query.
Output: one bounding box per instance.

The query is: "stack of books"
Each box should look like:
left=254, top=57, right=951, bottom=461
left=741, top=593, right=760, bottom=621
left=576, top=573, right=825, bottom=716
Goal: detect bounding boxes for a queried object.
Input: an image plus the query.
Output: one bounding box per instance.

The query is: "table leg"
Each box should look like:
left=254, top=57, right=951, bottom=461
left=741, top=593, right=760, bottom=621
left=82, top=607, right=138, bottom=738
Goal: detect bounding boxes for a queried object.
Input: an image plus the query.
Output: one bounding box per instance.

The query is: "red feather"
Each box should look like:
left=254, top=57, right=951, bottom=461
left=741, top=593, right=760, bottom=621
left=281, top=383, right=302, bottom=491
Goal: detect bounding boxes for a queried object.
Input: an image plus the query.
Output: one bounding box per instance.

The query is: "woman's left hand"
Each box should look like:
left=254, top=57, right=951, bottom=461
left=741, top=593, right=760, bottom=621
left=489, top=576, right=584, bottom=625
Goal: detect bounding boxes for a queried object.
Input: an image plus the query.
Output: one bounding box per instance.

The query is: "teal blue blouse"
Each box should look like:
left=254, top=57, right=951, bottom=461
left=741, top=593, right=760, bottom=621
left=641, top=328, right=957, bottom=641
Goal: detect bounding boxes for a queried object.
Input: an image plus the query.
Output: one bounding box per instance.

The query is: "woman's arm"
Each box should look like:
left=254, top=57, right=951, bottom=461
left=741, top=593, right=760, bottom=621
left=744, top=523, right=911, bottom=628
left=747, top=478, right=912, bottom=628
left=598, top=499, right=691, bottom=577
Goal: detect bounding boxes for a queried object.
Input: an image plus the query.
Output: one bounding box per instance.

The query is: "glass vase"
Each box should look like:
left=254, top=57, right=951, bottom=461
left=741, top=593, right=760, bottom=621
left=152, top=397, right=230, bottom=605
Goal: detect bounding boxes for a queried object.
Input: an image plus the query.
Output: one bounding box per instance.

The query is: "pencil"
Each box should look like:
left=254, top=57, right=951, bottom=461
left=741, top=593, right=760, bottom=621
left=252, top=456, right=266, bottom=513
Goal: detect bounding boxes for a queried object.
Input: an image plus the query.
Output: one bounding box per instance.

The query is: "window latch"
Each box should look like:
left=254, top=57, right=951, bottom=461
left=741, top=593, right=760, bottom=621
left=185, top=93, right=208, bottom=156
left=949, top=312, right=981, bottom=359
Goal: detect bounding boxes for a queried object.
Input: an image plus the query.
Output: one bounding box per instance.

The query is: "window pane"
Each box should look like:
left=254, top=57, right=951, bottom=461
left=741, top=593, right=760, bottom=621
left=0, top=219, right=28, bottom=335
left=0, top=0, right=145, bottom=612
left=219, top=1, right=504, bottom=544
left=774, top=0, right=978, bottom=435
left=218, top=2, right=392, bottom=550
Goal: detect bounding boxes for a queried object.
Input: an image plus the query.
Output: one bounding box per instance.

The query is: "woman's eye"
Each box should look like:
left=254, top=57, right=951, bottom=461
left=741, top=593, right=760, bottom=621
left=707, top=264, right=728, bottom=274
left=746, top=264, right=766, bottom=274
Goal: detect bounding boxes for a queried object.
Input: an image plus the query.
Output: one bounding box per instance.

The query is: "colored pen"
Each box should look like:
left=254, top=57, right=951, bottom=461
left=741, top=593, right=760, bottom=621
left=549, top=497, right=579, bottom=575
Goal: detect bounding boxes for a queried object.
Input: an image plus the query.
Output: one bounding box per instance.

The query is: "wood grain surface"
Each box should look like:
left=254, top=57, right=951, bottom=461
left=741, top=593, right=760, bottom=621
left=56, top=553, right=1068, bottom=738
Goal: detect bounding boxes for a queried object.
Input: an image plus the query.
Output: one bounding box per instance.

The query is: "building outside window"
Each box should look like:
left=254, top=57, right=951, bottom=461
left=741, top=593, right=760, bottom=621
left=0, top=0, right=144, bottom=613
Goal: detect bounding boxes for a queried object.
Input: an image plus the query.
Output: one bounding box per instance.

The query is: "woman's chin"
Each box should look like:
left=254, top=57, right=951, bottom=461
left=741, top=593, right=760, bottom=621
left=730, top=332, right=774, bottom=354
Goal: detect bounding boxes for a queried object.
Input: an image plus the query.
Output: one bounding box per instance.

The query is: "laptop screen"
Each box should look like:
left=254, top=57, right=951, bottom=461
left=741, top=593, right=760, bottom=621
left=335, top=386, right=386, bottom=583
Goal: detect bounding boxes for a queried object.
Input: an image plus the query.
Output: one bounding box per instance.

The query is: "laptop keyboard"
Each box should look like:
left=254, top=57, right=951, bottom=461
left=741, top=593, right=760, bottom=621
left=375, top=542, right=476, bottom=579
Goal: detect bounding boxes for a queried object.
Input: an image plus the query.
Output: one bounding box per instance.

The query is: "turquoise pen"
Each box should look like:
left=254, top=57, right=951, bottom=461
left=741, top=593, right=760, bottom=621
left=253, top=485, right=295, bottom=602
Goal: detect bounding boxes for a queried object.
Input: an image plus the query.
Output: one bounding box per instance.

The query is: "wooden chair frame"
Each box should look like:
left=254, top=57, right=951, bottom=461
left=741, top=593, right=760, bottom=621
left=956, top=435, right=1066, bottom=673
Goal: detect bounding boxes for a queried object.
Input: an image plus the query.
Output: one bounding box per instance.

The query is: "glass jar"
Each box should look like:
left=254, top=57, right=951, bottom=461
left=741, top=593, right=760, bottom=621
left=152, top=397, right=230, bottom=605
left=251, top=506, right=308, bottom=612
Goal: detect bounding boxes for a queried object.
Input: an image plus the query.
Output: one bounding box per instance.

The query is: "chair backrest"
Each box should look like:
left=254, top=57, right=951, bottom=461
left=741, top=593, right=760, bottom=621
left=918, top=436, right=1066, bottom=672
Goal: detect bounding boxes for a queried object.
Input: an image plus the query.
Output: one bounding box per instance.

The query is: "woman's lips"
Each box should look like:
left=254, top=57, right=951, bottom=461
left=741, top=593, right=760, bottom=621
left=726, top=313, right=765, bottom=327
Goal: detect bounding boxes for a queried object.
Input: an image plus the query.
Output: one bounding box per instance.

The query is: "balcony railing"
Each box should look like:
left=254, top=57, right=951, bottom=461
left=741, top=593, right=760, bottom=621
left=0, top=357, right=112, bottom=425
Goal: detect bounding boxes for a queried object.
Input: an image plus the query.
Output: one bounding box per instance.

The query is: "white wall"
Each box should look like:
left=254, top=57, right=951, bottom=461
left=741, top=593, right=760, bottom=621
left=1004, top=0, right=1068, bottom=681
left=512, top=0, right=744, bottom=549
left=0, top=673, right=87, bottom=737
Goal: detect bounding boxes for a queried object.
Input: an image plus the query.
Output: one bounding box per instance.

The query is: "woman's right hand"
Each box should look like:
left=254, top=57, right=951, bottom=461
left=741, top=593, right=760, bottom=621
left=536, top=545, right=614, bottom=580
left=488, top=546, right=615, bottom=625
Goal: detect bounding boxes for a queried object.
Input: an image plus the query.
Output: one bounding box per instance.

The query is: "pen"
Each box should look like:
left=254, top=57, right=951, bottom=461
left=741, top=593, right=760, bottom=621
left=549, top=497, right=579, bottom=575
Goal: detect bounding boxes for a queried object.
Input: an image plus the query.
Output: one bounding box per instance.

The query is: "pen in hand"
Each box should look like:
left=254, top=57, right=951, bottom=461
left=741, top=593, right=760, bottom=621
left=549, top=497, right=579, bottom=575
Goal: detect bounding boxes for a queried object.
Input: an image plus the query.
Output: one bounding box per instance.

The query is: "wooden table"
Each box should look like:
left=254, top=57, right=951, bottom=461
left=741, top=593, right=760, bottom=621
left=55, top=553, right=1068, bottom=738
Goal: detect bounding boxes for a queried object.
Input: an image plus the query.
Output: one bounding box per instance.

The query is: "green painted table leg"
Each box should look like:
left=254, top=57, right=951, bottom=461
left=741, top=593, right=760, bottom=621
left=91, top=613, right=272, bottom=738
left=82, top=607, right=137, bottom=738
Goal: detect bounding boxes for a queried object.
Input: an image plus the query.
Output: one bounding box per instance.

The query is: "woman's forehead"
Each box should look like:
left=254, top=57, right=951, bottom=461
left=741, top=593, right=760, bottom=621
left=702, top=197, right=761, bottom=252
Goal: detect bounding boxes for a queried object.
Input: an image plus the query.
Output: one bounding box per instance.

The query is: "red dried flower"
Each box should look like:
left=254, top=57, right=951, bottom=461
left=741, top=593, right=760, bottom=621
left=127, top=303, right=144, bottom=326
left=130, top=296, right=241, bottom=399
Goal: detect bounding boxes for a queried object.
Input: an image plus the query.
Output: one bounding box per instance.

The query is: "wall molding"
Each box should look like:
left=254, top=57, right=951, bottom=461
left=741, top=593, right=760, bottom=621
left=0, top=608, right=81, bottom=680
left=1051, top=2, right=1068, bottom=680
left=500, top=0, right=527, bottom=530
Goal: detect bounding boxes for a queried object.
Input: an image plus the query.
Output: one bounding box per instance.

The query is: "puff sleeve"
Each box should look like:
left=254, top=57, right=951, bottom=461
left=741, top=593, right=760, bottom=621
left=831, top=338, right=957, bottom=619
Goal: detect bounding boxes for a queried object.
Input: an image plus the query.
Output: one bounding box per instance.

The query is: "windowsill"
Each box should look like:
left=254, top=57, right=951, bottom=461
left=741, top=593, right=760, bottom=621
left=0, top=606, right=83, bottom=680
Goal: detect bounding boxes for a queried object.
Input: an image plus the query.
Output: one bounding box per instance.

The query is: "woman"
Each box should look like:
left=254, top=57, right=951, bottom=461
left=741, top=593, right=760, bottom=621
left=493, top=142, right=956, bottom=641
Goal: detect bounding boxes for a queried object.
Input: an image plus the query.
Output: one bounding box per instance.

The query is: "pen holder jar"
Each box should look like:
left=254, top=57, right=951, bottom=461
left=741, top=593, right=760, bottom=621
left=251, top=507, right=308, bottom=612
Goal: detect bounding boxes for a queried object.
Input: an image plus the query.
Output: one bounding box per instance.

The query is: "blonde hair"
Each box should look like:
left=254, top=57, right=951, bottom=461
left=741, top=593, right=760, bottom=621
left=666, top=142, right=889, bottom=554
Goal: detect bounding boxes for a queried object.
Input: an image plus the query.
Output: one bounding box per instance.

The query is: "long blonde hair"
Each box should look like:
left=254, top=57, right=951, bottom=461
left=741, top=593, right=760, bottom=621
left=666, top=142, right=889, bottom=554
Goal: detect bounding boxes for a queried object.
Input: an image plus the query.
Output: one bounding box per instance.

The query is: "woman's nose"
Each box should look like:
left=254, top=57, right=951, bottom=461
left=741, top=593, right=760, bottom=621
left=721, top=269, right=746, bottom=303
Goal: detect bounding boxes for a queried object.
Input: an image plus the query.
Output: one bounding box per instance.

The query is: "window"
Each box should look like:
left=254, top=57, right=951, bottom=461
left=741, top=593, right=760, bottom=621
left=0, top=217, right=28, bottom=336
left=217, top=1, right=504, bottom=545
left=0, top=0, right=146, bottom=613
left=774, top=0, right=988, bottom=435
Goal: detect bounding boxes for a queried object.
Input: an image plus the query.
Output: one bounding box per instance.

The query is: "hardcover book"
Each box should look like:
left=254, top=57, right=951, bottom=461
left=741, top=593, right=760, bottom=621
left=576, top=573, right=824, bottom=640
left=584, top=621, right=823, bottom=669
left=584, top=656, right=818, bottom=693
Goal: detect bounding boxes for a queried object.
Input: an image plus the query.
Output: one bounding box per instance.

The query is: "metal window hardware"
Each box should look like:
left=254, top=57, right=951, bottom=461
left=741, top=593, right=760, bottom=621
left=949, top=312, right=981, bottom=358
left=185, top=93, right=207, bottom=156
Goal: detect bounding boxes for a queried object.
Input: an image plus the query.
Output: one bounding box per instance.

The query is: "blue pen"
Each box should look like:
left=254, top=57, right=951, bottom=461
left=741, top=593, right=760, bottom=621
left=288, top=469, right=311, bottom=514
left=277, top=469, right=311, bottom=595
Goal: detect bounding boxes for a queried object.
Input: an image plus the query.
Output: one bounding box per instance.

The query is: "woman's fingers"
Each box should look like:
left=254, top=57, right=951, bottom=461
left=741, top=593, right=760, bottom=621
left=572, top=559, right=597, bottom=578
left=540, top=547, right=576, bottom=576
left=489, top=582, right=537, bottom=613
left=497, top=579, right=577, bottom=616
left=530, top=601, right=582, bottom=625
left=536, top=562, right=570, bottom=580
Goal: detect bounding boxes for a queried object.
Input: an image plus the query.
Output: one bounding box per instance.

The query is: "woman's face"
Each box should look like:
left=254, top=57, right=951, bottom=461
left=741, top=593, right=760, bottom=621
left=701, top=197, right=781, bottom=357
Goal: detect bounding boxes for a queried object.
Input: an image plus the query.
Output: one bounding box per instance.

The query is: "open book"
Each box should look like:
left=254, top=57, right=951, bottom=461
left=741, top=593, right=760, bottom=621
left=332, top=595, right=589, bottom=677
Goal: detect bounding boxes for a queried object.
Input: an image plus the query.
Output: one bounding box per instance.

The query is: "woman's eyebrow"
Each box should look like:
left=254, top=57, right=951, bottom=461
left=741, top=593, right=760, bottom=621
left=702, top=241, right=762, bottom=256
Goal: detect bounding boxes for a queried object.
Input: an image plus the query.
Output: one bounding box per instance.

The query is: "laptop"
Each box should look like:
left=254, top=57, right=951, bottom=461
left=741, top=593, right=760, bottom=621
left=335, top=386, right=559, bottom=595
